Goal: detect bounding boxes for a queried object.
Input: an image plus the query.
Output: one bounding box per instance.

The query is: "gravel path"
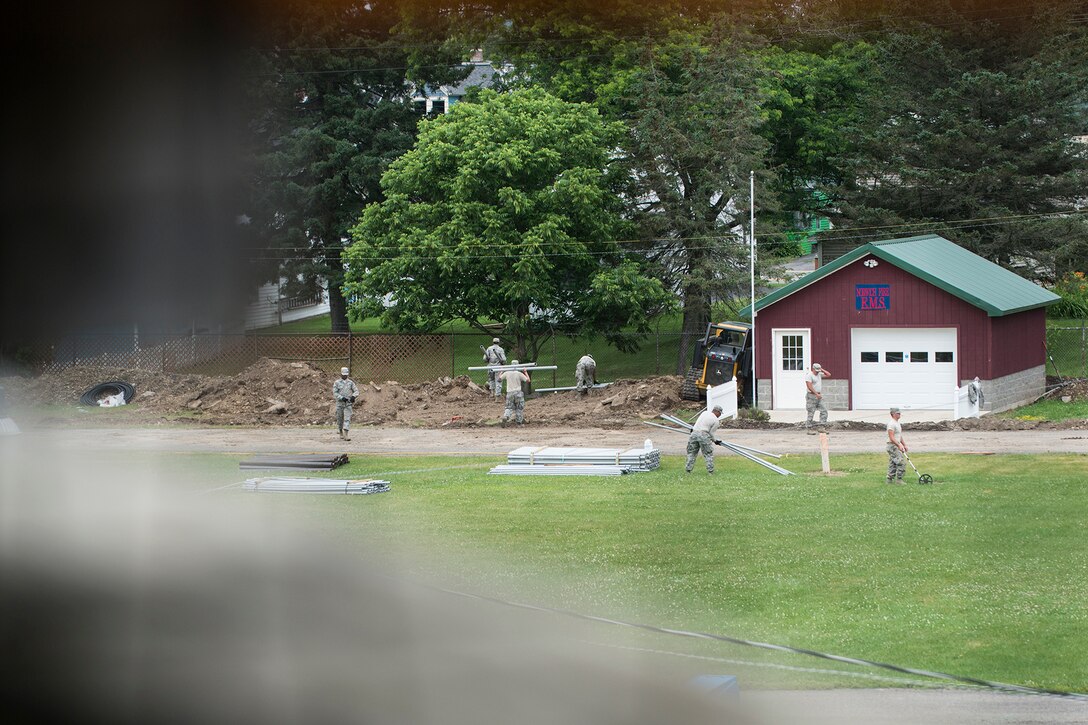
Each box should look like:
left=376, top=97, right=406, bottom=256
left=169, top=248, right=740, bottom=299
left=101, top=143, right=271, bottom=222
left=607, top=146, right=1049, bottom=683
left=30, top=424, right=1088, bottom=455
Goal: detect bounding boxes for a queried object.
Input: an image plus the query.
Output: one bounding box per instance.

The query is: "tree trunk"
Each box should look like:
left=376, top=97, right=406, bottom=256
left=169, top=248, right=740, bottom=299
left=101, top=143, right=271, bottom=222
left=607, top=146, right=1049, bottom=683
left=676, top=245, right=711, bottom=374
left=328, top=280, right=350, bottom=334
left=676, top=288, right=710, bottom=375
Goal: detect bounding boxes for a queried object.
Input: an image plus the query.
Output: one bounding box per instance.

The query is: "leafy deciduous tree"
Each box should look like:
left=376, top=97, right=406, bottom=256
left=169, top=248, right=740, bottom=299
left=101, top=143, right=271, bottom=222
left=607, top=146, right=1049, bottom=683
left=346, top=88, right=674, bottom=360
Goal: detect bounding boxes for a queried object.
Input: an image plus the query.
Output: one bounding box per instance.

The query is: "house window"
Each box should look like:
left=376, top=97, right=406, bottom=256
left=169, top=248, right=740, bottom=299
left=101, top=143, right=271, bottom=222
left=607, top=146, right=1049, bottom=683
left=429, top=100, right=445, bottom=115
left=860, top=351, right=879, bottom=363
left=935, top=352, right=954, bottom=363
left=910, top=352, right=929, bottom=363
left=885, top=352, right=904, bottom=363
left=413, top=100, right=426, bottom=114
left=781, top=335, right=804, bottom=371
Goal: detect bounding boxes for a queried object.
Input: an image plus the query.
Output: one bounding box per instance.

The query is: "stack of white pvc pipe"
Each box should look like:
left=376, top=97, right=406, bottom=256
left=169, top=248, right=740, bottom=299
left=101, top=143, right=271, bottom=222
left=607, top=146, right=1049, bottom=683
left=489, top=445, right=661, bottom=476
left=243, top=477, right=391, bottom=494
left=488, top=464, right=630, bottom=476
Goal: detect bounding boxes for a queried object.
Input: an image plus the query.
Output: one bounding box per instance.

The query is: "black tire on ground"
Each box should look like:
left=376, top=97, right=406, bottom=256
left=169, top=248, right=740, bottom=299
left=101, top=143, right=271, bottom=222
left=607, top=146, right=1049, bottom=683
left=79, top=381, right=136, bottom=406
left=680, top=367, right=702, bottom=401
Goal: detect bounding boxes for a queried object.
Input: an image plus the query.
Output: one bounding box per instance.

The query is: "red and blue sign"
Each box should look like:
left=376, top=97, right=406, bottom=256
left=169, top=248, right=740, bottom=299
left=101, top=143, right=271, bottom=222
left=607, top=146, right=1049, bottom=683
left=856, top=284, right=890, bottom=310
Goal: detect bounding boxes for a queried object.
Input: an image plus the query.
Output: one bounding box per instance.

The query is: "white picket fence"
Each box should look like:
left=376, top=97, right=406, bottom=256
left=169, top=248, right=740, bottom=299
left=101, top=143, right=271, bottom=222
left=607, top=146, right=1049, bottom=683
left=706, top=377, right=739, bottom=420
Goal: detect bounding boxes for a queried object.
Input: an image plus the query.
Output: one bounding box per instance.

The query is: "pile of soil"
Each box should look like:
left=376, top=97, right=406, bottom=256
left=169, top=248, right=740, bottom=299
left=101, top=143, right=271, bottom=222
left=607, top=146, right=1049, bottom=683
left=0, top=360, right=702, bottom=429
left=4, top=361, right=1085, bottom=431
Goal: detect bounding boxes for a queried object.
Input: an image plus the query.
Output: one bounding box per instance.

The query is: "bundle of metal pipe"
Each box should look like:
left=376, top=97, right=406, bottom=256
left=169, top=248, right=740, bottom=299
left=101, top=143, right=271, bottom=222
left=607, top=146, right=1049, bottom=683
left=467, top=363, right=559, bottom=372
left=243, top=477, right=390, bottom=494
left=533, top=383, right=611, bottom=393
left=645, top=415, right=794, bottom=476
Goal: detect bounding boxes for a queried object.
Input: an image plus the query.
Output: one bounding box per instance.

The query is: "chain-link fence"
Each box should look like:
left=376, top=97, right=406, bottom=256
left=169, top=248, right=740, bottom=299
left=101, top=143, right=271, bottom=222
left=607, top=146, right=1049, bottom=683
left=1047, top=324, right=1088, bottom=379
left=12, top=330, right=702, bottom=386
left=12, top=324, right=1085, bottom=383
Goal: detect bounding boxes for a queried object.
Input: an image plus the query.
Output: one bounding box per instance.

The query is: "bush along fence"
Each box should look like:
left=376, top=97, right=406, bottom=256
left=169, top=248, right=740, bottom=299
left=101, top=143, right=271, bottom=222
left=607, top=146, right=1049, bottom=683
left=17, top=330, right=702, bottom=388
left=15, top=323, right=1087, bottom=385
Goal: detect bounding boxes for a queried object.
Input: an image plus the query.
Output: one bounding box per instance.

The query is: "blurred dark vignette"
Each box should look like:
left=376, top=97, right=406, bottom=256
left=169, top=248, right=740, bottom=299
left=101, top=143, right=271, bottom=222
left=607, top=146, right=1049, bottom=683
left=0, top=443, right=749, bottom=724
left=1, top=1, right=263, bottom=347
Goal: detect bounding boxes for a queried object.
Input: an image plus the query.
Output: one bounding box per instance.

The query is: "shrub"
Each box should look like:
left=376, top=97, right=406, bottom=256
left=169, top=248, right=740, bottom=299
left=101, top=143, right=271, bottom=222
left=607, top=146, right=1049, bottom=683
left=1048, top=272, right=1088, bottom=319
left=738, top=406, right=770, bottom=422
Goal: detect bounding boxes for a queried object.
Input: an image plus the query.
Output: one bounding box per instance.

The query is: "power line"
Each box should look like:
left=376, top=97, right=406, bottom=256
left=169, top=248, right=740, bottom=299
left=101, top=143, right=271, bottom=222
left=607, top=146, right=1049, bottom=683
left=239, top=209, right=1088, bottom=262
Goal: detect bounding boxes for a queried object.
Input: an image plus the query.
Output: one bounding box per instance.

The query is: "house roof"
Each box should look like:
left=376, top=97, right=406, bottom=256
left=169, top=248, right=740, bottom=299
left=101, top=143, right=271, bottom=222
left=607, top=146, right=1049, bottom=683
left=419, top=61, right=501, bottom=98
left=740, top=234, right=1060, bottom=318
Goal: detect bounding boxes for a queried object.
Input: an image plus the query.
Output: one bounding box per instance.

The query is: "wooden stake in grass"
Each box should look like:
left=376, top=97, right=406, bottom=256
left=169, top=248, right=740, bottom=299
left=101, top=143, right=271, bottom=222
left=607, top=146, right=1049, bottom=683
left=820, top=431, right=831, bottom=474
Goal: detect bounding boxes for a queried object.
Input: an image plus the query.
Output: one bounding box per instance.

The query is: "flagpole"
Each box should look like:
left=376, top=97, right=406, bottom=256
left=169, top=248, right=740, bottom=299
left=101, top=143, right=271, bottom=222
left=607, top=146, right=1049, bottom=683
left=749, top=170, right=757, bottom=409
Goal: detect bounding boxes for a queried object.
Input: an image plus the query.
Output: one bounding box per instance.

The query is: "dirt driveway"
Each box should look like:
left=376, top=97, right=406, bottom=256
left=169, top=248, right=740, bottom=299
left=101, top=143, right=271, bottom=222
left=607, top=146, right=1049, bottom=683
left=34, top=424, right=1088, bottom=456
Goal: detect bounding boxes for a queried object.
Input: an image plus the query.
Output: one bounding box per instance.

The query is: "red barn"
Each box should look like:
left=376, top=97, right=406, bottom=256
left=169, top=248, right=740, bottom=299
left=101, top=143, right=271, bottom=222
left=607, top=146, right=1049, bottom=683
left=742, top=235, right=1059, bottom=413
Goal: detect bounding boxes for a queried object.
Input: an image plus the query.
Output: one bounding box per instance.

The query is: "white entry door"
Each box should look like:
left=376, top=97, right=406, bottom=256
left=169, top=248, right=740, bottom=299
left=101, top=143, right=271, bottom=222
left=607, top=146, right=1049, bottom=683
left=772, top=329, right=810, bottom=409
left=850, top=328, right=958, bottom=409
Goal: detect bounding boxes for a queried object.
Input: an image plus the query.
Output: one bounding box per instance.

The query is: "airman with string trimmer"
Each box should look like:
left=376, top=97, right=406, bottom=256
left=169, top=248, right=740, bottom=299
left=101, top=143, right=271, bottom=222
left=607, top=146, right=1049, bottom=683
left=885, top=406, right=907, bottom=485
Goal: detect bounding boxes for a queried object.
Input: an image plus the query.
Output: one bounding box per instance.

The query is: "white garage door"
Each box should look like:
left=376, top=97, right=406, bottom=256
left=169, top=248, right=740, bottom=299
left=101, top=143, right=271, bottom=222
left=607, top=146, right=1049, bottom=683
left=850, top=328, right=957, bottom=409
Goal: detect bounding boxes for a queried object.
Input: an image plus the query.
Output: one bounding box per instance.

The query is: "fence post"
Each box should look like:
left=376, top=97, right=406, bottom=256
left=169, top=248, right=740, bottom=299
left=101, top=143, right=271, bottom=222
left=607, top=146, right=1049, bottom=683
left=551, top=332, right=557, bottom=388
left=450, top=333, right=455, bottom=378
left=655, top=324, right=661, bottom=375
left=1081, top=321, right=1085, bottom=378
left=347, top=330, right=353, bottom=373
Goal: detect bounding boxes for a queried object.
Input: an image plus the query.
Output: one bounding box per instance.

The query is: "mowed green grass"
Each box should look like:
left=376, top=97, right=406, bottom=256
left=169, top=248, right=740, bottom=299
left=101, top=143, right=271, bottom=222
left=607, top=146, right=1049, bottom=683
left=233, top=451, right=1088, bottom=693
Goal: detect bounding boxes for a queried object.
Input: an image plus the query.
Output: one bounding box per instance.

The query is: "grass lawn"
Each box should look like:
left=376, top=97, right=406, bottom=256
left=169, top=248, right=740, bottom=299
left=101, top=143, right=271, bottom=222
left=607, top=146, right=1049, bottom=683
left=999, top=399, right=1088, bottom=421
left=226, top=450, right=1088, bottom=694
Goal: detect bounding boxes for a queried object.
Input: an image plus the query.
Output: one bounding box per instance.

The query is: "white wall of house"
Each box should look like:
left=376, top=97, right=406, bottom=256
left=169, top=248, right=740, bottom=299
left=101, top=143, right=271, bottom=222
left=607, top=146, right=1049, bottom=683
left=244, top=280, right=331, bottom=330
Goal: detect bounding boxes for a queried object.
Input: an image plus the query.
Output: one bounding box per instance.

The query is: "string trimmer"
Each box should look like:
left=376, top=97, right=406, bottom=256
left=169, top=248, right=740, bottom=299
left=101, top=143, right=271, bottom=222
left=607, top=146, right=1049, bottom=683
left=903, top=452, right=933, bottom=485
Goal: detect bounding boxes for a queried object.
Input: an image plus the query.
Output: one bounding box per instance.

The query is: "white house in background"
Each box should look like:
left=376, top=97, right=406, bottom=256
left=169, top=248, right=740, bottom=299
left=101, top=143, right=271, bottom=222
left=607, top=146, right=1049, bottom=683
left=244, top=279, right=330, bottom=330
left=411, top=50, right=505, bottom=116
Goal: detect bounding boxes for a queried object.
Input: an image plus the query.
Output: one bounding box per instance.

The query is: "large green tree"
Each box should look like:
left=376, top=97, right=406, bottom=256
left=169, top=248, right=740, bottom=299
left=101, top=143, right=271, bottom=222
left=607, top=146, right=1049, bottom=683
left=831, top=12, right=1088, bottom=278
left=345, top=88, right=674, bottom=361
left=245, top=0, right=465, bottom=332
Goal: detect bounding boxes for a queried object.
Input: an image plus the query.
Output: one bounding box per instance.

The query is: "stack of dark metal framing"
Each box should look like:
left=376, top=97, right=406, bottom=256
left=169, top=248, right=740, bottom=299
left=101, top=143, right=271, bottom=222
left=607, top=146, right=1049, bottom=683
left=239, top=453, right=349, bottom=471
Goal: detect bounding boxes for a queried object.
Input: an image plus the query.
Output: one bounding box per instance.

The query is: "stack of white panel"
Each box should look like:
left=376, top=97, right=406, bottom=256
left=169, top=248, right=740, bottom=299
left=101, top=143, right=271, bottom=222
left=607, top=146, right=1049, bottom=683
left=488, top=464, right=629, bottom=476
left=489, top=445, right=660, bottom=476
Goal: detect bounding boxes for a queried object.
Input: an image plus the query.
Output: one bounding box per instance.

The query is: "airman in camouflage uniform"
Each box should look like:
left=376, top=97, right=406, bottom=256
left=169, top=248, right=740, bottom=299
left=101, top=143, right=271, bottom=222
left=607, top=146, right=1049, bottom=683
left=483, top=338, right=507, bottom=398
left=574, top=354, right=597, bottom=395
left=333, top=367, right=359, bottom=441
left=500, top=362, right=530, bottom=426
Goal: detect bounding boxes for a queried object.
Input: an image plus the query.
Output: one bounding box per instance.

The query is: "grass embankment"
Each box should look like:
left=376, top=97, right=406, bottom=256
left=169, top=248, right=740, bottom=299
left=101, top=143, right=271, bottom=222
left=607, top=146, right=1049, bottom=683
left=999, top=399, right=1088, bottom=421
left=231, top=450, right=1088, bottom=693
left=262, top=313, right=695, bottom=383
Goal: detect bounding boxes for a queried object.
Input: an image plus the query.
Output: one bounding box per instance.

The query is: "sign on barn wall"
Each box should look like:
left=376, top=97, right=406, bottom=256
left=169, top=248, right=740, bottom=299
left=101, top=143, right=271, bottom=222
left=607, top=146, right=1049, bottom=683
left=855, top=284, right=891, bottom=311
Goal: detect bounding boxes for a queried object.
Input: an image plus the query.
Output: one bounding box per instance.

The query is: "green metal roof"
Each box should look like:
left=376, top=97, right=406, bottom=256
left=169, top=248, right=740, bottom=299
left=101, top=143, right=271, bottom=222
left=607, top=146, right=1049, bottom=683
left=740, top=234, right=1060, bottom=318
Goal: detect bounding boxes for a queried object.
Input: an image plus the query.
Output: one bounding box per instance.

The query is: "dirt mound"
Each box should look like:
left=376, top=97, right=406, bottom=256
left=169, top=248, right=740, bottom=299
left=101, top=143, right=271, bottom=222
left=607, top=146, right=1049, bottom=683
left=5, top=364, right=1086, bottom=431
left=1, top=363, right=693, bottom=429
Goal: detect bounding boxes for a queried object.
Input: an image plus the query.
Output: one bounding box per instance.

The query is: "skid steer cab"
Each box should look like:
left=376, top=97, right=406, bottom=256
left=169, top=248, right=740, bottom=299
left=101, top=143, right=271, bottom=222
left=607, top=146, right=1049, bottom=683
left=680, top=322, right=754, bottom=406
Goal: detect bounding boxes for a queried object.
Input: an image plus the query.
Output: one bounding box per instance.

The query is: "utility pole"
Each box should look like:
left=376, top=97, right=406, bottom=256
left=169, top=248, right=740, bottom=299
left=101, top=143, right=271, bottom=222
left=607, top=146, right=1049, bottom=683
left=749, top=170, right=757, bottom=409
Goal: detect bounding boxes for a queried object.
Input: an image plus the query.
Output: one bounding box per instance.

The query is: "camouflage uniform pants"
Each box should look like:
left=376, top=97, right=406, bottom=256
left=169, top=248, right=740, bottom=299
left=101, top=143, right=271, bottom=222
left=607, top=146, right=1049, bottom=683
left=503, top=390, right=525, bottom=423
left=487, top=370, right=502, bottom=397
left=805, top=392, right=828, bottom=426
left=575, top=363, right=596, bottom=392
left=886, top=443, right=905, bottom=480
left=336, top=402, right=353, bottom=431
left=685, top=431, right=715, bottom=473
